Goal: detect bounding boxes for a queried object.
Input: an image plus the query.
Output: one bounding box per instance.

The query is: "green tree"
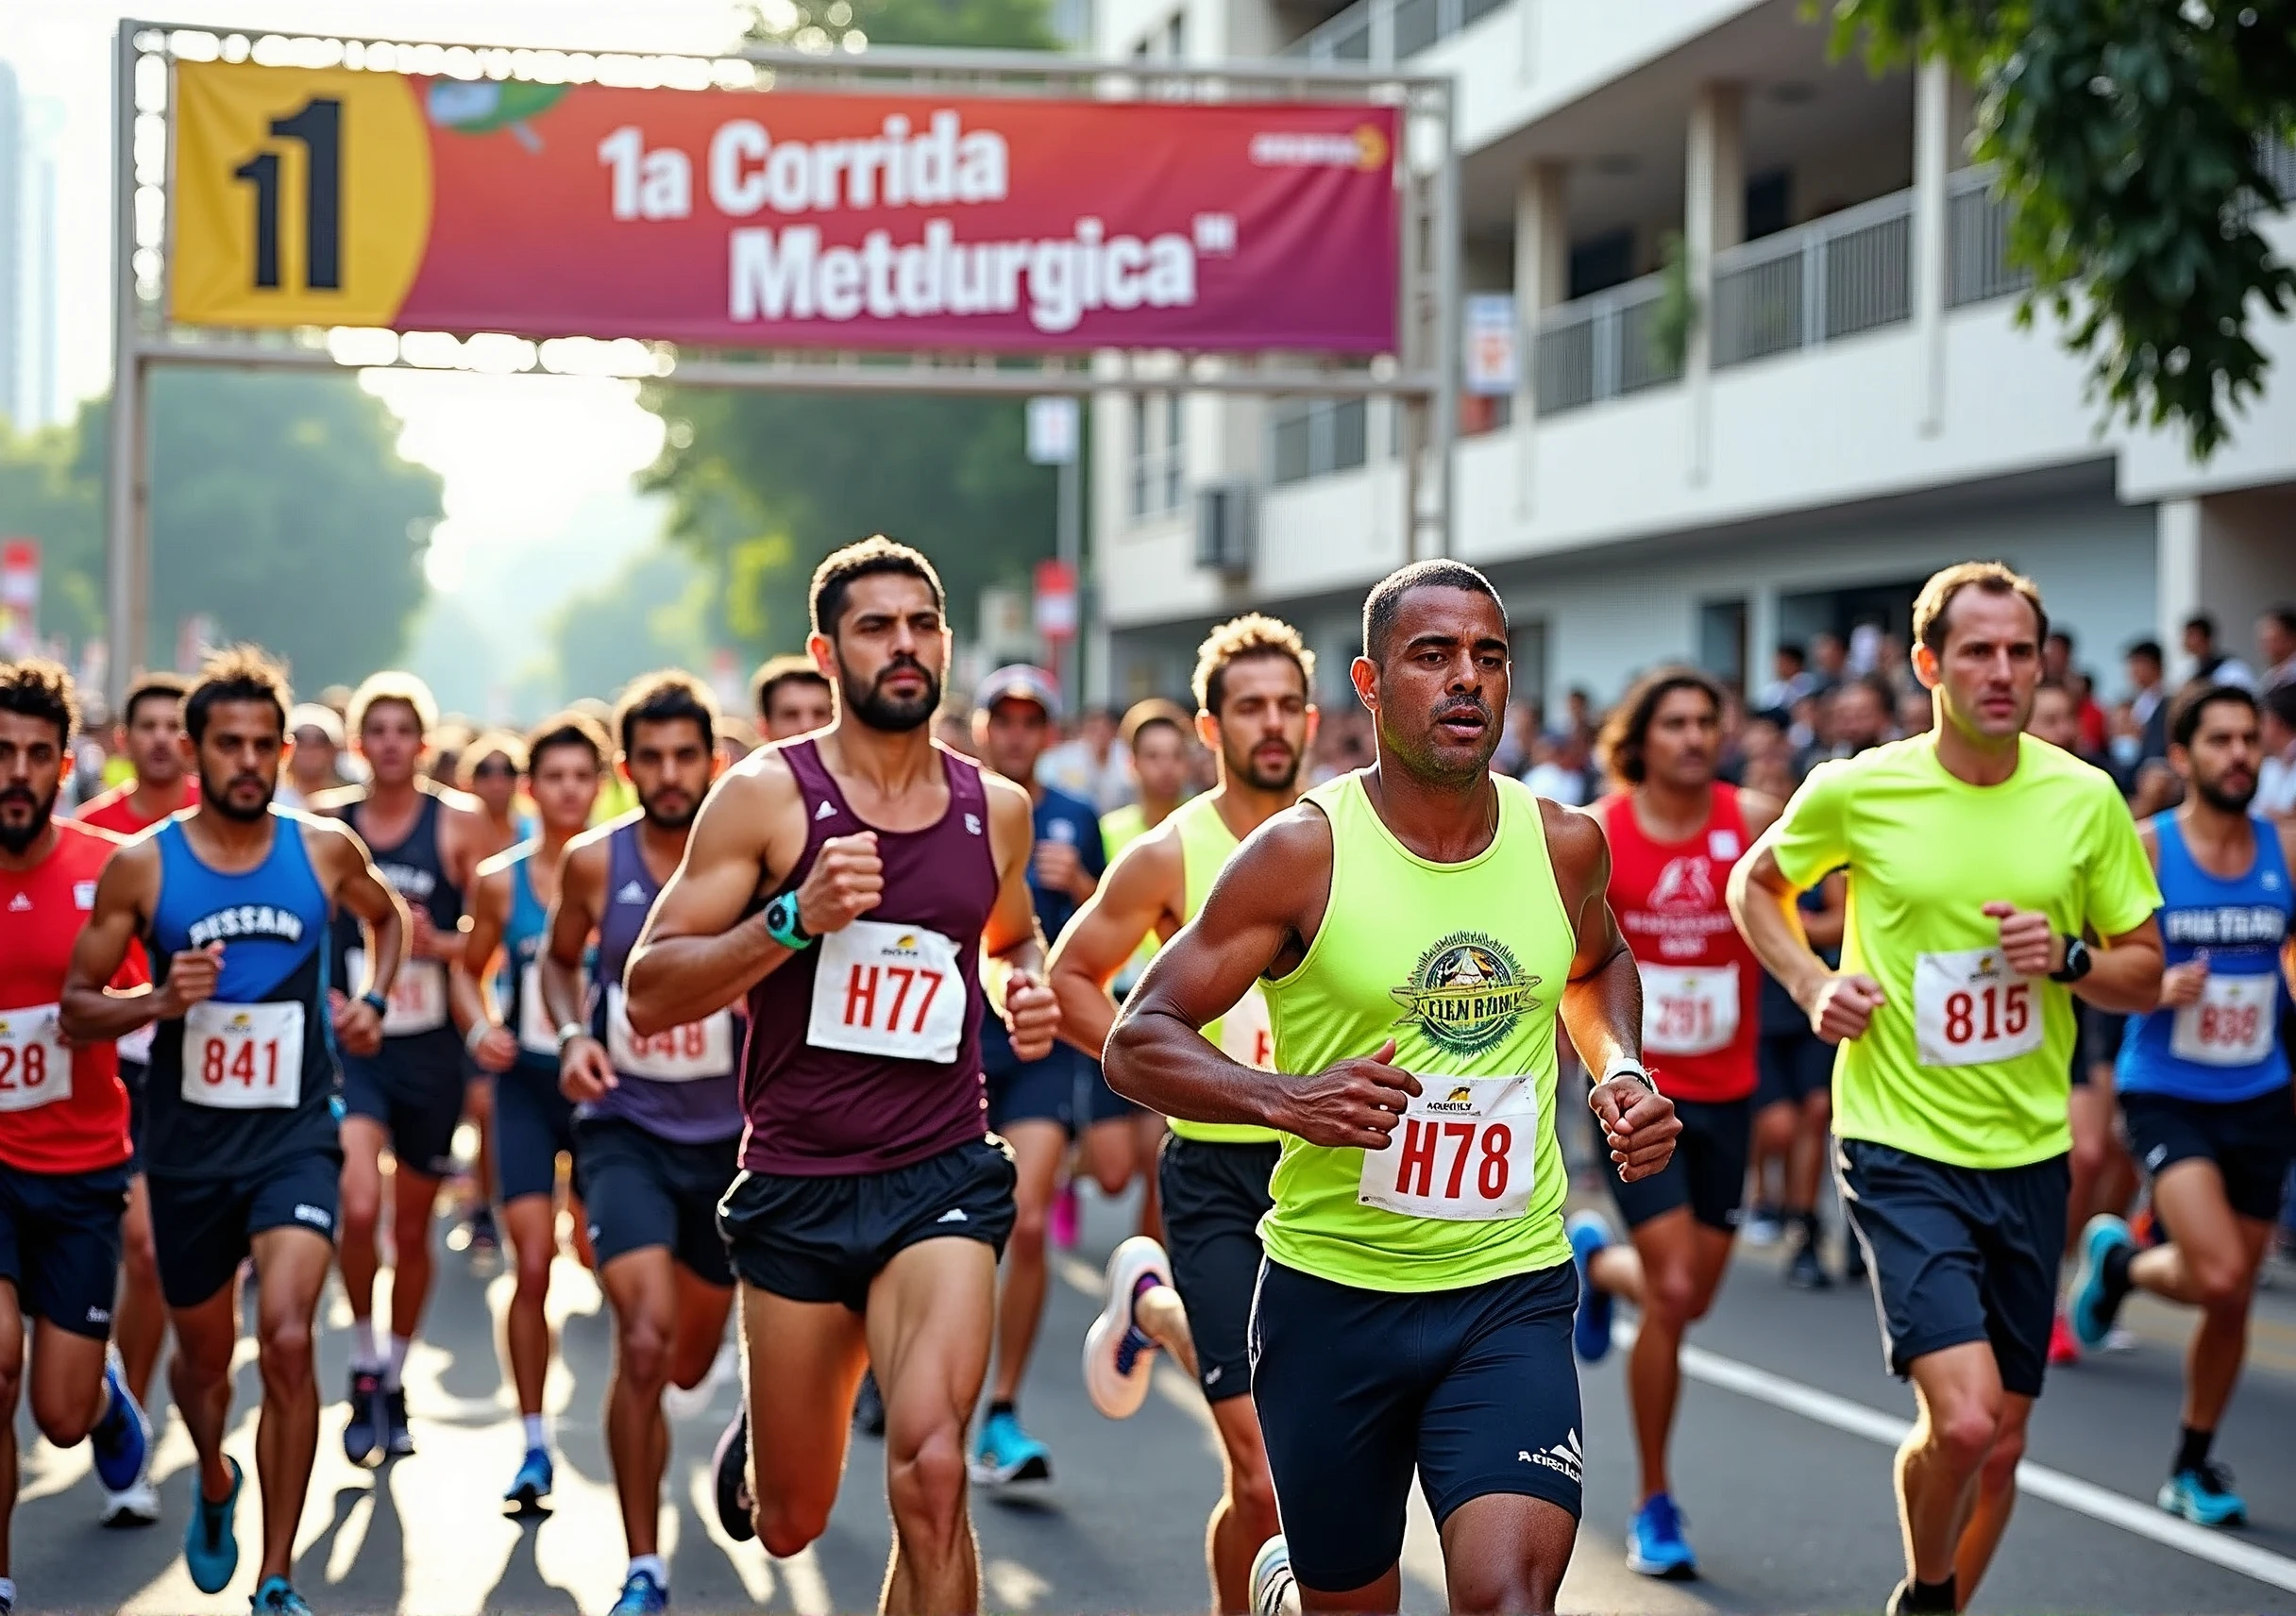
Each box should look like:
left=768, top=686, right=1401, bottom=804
left=0, top=410, right=104, bottom=647
left=1830, top=0, right=2296, bottom=458
left=544, top=543, right=716, bottom=705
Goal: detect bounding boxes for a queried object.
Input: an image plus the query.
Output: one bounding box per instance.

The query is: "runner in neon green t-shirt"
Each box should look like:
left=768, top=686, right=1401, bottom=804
left=1730, top=561, right=2163, bottom=1616
left=1106, top=563, right=1678, bottom=1615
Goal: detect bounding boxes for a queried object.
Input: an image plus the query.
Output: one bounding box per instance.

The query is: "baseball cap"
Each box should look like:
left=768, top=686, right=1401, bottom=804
left=973, top=665, right=1062, bottom=724
left=288, top=703, right=345, bottom=746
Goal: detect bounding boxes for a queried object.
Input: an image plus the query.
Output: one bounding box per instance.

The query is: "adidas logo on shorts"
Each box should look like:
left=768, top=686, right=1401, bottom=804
left=1520, top=1427, right=1582, bottom=1484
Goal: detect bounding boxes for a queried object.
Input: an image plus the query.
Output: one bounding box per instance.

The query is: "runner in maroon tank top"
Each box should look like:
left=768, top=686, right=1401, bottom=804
left=622, top=538, right=1057, bottom=1616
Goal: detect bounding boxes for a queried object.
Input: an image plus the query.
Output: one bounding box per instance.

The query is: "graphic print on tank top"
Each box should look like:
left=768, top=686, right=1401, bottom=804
left=743, top=739, right=1002, bottom=1176
left=2119, top=811, right=2294, bottom=1103
left=145, top=809, right=339, bottom=1177
left=1601, top=784, right=1760, bottom=1102
left=332, top=793, right=460, bottom=1040
left=586, top=819, right=742, bottom=1143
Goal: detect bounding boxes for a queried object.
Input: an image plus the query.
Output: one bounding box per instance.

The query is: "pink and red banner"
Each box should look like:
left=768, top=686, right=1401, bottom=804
left=172, top=63, right=1401, bottom=356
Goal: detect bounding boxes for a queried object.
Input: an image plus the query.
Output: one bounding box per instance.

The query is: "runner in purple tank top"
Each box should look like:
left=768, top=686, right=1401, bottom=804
left=623, top=539, right=1058, bottom=1616
left=537, top=671, right=741, bottom=1616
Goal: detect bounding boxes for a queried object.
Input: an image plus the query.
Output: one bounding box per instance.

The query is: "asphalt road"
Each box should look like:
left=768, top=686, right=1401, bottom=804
left=15, top=1175, right=2296, bottom=1614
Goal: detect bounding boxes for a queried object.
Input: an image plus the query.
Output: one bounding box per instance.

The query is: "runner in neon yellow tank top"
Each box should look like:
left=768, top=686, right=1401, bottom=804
left=1106, top=564, right=1679, bottom=1615
left=1049, top=619, right=1315, bottom=1614
left=1730, top=562, right=2163, bottom=1616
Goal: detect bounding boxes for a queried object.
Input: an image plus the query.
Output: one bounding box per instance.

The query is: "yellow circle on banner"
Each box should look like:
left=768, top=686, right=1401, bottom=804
left=170, top=61, right=431, bottom=330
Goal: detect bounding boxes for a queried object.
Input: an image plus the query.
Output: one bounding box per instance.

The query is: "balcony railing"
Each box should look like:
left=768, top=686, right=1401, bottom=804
left=1531, top=272, right=1680, bottom=416
left=1281, top=0, right=1507, bottom=66
left=1947, top=166, right=2031, bottom=308
left=1713, top=188, right=1914, bottom=368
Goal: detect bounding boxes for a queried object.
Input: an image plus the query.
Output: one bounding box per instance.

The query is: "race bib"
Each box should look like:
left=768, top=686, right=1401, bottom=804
left=347, top=950, right=448, bottom=1037
left=516, top=962, right=557, bottom=1058
left=0, top=1003, right=72, bottom=1113
left=182, top=1001, right=304, bottom=1110
left=1358, top=1073, right=1539, bottom=1222
left=1218, top=985, right=1277, bottom=1071
left=2169, top=972, right=2278, bottom=1068
left=1641, top=963, right=1739, bottom=1056
left=605, top=985, right=733, bottom=1081
left=117, top=1021, right=155, bottom=1066
left=807, top=920, right=967, bottom=1063
left=1914, top=948, right=2042, bottom=1069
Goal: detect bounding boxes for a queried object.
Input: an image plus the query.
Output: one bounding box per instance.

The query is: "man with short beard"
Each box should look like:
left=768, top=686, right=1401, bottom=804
left=538, top=671, right=743, bottom=1616
left=0, top=658, right=158, bottom=1607
left=76, top=674, right=199, bottom=835
left=63, top=645, right=407, bottom=1616
left=2070, top=683, right=2296, bottom=1529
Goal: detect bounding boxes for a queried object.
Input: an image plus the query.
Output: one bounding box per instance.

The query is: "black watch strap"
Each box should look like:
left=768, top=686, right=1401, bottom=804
left=2049, top=935, right=2092, bottom=984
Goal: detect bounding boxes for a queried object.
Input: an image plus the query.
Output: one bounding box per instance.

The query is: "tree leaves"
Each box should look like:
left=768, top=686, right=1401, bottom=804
left=1829, top=0, right=2296, bottom=458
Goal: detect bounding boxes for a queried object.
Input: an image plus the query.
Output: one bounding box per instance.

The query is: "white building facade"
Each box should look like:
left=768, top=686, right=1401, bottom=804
left=1085, top=0, right=2296, bottom=713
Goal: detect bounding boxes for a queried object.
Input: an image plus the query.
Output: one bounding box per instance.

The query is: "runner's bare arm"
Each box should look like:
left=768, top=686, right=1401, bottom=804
left=624, top=759, right=818, bottom=1036
left=1730, top=833, right=1886, bottom=1042
left=310, top=816, right=404, bottom=1059
left=2068, top=917, right=2164, bottom=1013
left=980, top=774, right=1060, bottom=1060
left=540, top=832, right=609, bottom=1035
left=422, top=789, right=491, bottom=968
left=452, top=864, right=512, bottom=1037
left=1046, top=827, right=1183, bottom=1058
left=1106, top=805, right=1419, bottom=1149
left=1545, top=801, right=1680, bottom=1182
left=59, top=841, right=172, bottom=1040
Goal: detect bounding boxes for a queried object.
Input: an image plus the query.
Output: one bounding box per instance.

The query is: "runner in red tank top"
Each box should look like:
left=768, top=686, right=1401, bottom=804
left=76, top=672, right=198, bottom=836
left=1563, top=666, right=1781, bottom=1582
left=620, top=539, right=1057, bottom=1616
left=0, top=658, right=157, bottom=1604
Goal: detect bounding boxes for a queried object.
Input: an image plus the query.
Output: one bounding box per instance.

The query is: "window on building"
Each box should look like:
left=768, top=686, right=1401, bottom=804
left=1129, top=393, right=1185, bottom=520
left=1567, top=229, right=1635, bottom=299
left=1268, top=398, right=1370, bottom=487
left=1745, top=169, right=1792, bottom=241
left=1697, top=598, right=1748, bottom=694
left=1165, top=10, right=1186, bottom=56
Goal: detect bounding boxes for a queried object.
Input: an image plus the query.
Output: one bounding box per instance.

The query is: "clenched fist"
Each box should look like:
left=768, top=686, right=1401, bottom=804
left=157, top=944, right=224, bottom=1018
left=1002, top=968, right=1060, bottom=1062
left=1805, top=972, right=1885, bottom=1045
left=797, top=833, right=884, bottom=936
left=1275, top=1037, right=1422, bottom=1150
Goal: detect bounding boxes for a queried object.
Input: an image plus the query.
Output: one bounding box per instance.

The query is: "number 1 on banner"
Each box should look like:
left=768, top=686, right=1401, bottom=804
left=234, top=98, right=342, bottom=291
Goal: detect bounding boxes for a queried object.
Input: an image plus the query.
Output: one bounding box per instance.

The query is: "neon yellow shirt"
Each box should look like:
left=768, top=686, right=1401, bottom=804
left=1769, top=735, right=2159, bottom=1170
left=1170, top=794, right=1280, bottom=1146
left=1260, top=773, right=1575, bottom=1290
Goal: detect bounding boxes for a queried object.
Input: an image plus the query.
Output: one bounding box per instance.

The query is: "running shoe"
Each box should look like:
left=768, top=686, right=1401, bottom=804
left=607, top=1569, right=669, bottom=1615
left=2159, top=1461, right=2246, bottom=1526
left=464, top=1205, right=499, bottom=1255
left=1625, top=1491, right=1697, bottom=1579
left=89, top=1352, right=152, bottom=1492
left=1785, top=1236, right=1832, bottom=1291
left=101, top=1473, right=162, bottom=1528
left=2048, top=1310, right=2082, bottom=1368
left=1250, top=1535, right=1299, bottom=1616
left=712, top=1410, right=755, bottom=1543
left=185, top=1456, right=244, bottom=1595
left=342, top=1367, right=384, bottom=1466
left=502, top=1446, right=553, bottom=1517
left=1049, top=1181, right=1081, bottom=1251
left=250, top=1574, right=315, bottom=1614
left=2069, top=1213, right=2136, bottom=1351
left=1084, top=1235, right=1169, bottom=1420
left=1566, top=1210, right=1614, bottom=1363
left=1741, top=1204, right=1784, bottom=1247
left=381, top=1386, right=415, bottom=1458
left=852, top=1369, right=887, bottom=1439
left=970, top=1409, right=1052, bottom=1485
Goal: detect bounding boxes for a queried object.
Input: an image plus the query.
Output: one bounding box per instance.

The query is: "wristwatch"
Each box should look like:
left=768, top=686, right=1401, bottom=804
left=555, top=1021, right=588, bottom=1054
left=1599, top=1057, right=1659, bottom=1097
left=359, top=989, right=389, bottom=1020
left=764, top=891, right=814, bottom=951
left=2050, top=935, right=2093, bottom=984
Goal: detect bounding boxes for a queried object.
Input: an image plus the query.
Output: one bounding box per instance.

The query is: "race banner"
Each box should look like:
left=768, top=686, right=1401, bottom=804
left=170, top=61, right=1400, bottom=354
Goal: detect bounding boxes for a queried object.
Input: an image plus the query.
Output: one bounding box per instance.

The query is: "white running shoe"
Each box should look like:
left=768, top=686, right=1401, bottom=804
left=1250, top=1536, right=1299, bottom=1616
left=1083, top=1235, right=1170, bottom=1420
left=663, top=1339, right=738, bottom=1422
left=100, top=1473, right=161, bottom=1528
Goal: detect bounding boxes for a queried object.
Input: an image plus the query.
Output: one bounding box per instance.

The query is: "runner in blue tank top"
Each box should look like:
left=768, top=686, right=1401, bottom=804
left=538, top=672, right=744, bottom=1616
left=63, top=647, right=408, bottom=1616
left=2071, top=683, right=2296, bottom=1530
left=450, top=711, right=610, bottom=1516
left=314, top=670, right=499, bottom=1467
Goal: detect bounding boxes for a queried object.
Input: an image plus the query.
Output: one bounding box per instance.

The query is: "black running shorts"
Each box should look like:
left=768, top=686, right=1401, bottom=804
left=0, top=1162, right=130, bottom=1338
left=2120, top=1086, right=2296, bottom=1224
left=573, top=1118, right=739, bottom=1287
left=341, top=1030, right=466, bottom=1180
left=492, top=1059, right=575, bottom=1205
left=1157, top=1134, right=1277, bottom=1404
left=1610, top=1096, right=1751, bottom=1233
left=149, top=1150, right=340, bottom=1310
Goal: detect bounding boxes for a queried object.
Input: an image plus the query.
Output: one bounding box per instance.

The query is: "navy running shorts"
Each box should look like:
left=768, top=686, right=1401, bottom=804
left=492, top=1059, right=575, bottom=1205
left=342, top=1028, right=466, bottom=1179
left=1611, top=1095, right=1751, bottom=1234
left=1755, top=1028, right=1832, bottom=1109
left=718, top=1136, right=1016, bottom=1312
left=2121, top=1087, right=2296, bottom=1224
left=1250, top=1257, right=1582, bottom=1593
left=0, top=1161, right=130, bottom=1339
left=572, top=1118, right=738, bottom=1287
left=1157, top=1134, right=1276, bottom=1404
left=1835, top=1138, right=2068, bottom=1399
left=148, top=1150, right=340, bottom=1310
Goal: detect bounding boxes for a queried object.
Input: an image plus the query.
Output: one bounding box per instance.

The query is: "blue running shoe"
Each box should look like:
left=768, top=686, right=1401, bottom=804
left=185, top=1456, right=243, bottom=1595
left=2159, top=1461, right=2247, bottom=1527
left=250, top=1574, right=315, bottom=1614
left=1625, top=1491, right=1698, bottom=1579
left=607, top=1568, right=669, bottom=1615
left=970, top=1408, right=1052, bottom=1486
left=1566, top=1209, right=1615, bottom=1363
left=90, top=1350, right=151, bottom=1492
left=2069, top=1214, right=2136, bottom=1351
left=503, top=1447, right=553, bottom=1517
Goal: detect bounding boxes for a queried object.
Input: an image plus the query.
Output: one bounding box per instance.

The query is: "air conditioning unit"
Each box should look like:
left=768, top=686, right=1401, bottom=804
left=1194, top=483, right=1257, bottom=577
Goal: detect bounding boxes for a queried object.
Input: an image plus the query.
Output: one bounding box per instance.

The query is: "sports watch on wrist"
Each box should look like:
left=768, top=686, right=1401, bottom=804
left=1599, top=1057, right=1658, bottom=1096
left=2050, top=934, right=2093, bottom=984
left=555, top=1021, right=587, bottom=1054
left=764, top=891, right=814, bottom=951
left=360, top=989, right=389, bottom=1020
